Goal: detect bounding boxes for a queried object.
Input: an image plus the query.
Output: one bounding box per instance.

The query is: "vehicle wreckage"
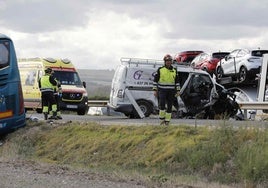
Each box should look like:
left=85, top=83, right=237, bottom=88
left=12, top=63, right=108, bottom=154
left=108, top=57, right=248, bottom=120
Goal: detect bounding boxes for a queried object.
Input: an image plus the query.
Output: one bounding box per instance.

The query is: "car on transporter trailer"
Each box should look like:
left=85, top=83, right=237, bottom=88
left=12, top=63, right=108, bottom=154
left=191, top=51, right=230, bottom=76
left=173, top=50, right=204, bottom=65
left=216, top=48, right=268, bottom=84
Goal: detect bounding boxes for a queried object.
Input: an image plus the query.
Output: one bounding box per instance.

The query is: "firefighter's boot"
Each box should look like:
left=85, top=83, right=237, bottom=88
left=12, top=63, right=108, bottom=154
left=49, top=111, right=58, bottom=120
left=159, top=110, right=166, bottom=125
left=164, top=113, right=172, bottom=126
left=44, top=113, right=48, bottom=120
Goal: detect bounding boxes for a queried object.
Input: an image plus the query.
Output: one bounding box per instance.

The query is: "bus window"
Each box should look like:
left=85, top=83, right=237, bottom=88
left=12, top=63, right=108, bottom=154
left=0, top=41, right=9, bottom=69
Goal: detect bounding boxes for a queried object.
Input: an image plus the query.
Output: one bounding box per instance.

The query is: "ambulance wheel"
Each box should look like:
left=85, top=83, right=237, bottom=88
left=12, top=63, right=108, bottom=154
left=77, top=109, right=86, bottom=115
left=133, top=100, right=153, bottom=118
left=36, top=108, right=42, bottom=113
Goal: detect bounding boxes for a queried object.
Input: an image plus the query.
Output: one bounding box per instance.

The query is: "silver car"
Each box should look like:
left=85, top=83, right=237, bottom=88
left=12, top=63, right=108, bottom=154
left=216, top=49, right=268, bottom=84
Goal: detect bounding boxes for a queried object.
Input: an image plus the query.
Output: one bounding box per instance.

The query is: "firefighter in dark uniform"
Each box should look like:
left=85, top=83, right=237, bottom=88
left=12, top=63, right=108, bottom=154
left=53, top=80, right=62, bottom=119
left=153, top=54, right=180, bottom=125
left=39, top=67, right=58, bottom=120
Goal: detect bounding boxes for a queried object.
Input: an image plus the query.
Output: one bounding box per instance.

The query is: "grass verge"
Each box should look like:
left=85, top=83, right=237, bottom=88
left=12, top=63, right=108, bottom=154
left=0, top=120, right=267, bottom=187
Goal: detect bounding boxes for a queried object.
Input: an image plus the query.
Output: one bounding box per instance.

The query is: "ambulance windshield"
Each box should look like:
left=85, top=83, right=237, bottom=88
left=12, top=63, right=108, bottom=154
left=53, top=71, right=82, bottom=86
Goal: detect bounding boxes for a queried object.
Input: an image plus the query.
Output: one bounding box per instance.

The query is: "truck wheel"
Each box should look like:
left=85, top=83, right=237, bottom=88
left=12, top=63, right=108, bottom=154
left=216, top=66, right=224, bottom=81
left=133, top=100, right=153, bottom=118
left=238, top=66, right=247, bottom=83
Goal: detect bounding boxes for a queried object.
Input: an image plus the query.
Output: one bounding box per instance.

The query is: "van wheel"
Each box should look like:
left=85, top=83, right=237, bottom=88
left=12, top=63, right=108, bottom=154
left=133, top=100, right=153, bottom=118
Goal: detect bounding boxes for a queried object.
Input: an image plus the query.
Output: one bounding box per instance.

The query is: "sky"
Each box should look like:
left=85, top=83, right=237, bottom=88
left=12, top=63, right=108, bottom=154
left=1, top=0, right=268, bottom=70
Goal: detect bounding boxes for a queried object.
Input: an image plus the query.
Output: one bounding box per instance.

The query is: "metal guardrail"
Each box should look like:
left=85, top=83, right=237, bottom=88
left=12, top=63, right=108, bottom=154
left=238, top=102, right=268, bottom=119
left=238, top=102, right=268, bottom=110
left=88, top=100, right=110, bottom=115
left=88, top=100, right=108, bottom=107
left=87, top=100, right=268, bottom=119
left=88, top=100, right=268, bottom=109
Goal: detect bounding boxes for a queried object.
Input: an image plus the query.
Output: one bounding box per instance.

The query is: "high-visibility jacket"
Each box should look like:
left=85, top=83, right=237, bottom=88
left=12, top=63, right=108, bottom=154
left=39, top=74, right=57, bottom=92
left=52, top=79, right=61, bottom=92
left=153, top=65, right=180, bottom=91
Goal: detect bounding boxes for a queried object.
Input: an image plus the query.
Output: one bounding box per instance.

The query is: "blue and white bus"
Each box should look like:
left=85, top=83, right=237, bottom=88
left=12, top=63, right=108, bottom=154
left=0, top=34, right=26, bottom=134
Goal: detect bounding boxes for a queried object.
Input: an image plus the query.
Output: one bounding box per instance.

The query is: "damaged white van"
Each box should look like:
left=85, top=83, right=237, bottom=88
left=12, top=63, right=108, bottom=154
left=108, top=57, right=243, bottom=119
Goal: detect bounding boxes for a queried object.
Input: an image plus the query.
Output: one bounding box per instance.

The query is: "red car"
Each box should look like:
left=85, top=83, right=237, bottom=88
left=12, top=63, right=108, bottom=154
left=174, top=51, right=203, bottom=64
left=191, top=52, right=230, bottom=76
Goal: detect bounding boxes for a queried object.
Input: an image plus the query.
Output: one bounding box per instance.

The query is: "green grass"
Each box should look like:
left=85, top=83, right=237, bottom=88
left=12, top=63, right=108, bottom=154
left=1, top=120, right=267, bottom=187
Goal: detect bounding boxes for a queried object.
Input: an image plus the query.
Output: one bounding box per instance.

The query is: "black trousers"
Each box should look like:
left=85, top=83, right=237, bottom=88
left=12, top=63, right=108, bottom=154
left=158, top=89, right=176, bottom=113
left=54, top=94, right=61, bottom=113
left=41, top=91, right=56, bottom=112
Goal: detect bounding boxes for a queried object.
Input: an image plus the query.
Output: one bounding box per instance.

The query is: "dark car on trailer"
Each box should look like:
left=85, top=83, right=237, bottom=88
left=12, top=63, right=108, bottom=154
left=191, top=52, right=230, bottom=76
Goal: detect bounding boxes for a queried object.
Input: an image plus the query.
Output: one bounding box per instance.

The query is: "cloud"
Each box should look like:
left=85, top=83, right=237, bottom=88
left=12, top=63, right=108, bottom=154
left=0, top=0, right=90, bottom=33
left=1, top=0, right=268, bottom=69
left=9, top=9, right=164, bottom=69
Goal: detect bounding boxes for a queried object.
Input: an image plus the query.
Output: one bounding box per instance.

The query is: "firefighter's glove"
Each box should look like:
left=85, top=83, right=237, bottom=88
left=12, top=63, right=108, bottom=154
left=153, top=90, right=158, bottom=97
left=58, top=87, right=62, bottom=98
left=175, top=91, right=180, bottom=97
left=57, top=81, right=61, bottom=87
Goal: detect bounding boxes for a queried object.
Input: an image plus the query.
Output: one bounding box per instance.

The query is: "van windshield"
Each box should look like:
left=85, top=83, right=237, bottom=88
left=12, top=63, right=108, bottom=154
left=53, top=71, right=82, bottom=86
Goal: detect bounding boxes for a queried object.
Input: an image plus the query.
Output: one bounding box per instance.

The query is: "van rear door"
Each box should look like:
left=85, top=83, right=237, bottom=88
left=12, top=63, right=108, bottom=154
left=109, top=65, right=127, bottom=107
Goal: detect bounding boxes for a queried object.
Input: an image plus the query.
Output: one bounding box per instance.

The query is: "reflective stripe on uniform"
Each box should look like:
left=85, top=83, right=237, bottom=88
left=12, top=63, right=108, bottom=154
left=165, top=113, right=172, bottom=122
left=43, top=106, right=49, bottom=113
left=157, top=83, right=176, bottom=90
left=159, top=110, right=166, bottom=119
left=40, top=88, right=54, bottom=92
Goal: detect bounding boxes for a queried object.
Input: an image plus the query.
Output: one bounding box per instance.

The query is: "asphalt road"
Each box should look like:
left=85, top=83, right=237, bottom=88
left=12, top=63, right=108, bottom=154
left=26, top=111, right=268, bottom=128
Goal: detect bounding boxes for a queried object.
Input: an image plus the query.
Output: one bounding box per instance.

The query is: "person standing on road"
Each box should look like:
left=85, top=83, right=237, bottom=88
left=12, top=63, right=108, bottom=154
left=47, top=72, right=62, bottom=120
left=38, top=67, right=58, bottom=120
left=153, top=54, right=180, bottom=125
left=53, top=78, right=63, bottom=119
